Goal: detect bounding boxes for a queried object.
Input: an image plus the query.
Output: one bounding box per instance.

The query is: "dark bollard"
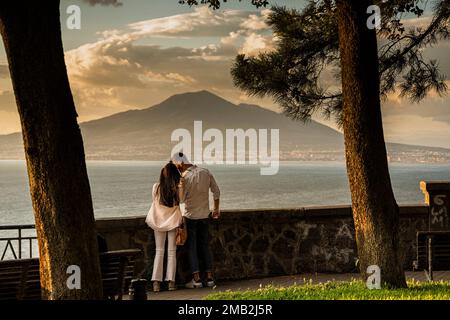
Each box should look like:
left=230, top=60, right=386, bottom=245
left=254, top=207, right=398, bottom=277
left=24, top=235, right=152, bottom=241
left=129, top=279, right=148, bottom=300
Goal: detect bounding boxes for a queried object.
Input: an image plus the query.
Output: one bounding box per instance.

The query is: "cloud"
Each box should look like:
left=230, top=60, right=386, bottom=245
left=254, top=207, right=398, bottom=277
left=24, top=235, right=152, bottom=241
left=0, top=111, right=20, bottom=135
left=240, top=32, right=275, bottom=56
left=240, top=9, right=271, bottom=30
left=380, top=86, right=450, bottom=147
left=0, top=65, right=9, bottom=78
left=83, top=0, right=123, bottom=7
left=382, top=83, right=450, bottom=125
left=128, top=7, right=269, bottom=39
left=395, top=15, right=450, bottom=80
left=0, top=90, right=16, bottom=113
left=66, top=40, right=238, bottom=117
left=60, top=5, right=450, bottom=150
left=401, top=16, right=432, bottom=30
left=64, top=7, right=276, bottom=119
left=383, top=114, right=450, bottom=148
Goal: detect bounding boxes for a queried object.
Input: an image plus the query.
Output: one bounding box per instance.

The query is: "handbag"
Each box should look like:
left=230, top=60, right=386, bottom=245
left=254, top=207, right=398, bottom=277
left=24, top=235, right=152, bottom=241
left=175, top=218, right=188, bottom=246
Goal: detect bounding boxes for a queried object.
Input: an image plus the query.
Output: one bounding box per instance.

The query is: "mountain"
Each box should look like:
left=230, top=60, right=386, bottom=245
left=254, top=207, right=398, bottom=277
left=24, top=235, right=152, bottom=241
left=1, top=90, right=450, bottom=162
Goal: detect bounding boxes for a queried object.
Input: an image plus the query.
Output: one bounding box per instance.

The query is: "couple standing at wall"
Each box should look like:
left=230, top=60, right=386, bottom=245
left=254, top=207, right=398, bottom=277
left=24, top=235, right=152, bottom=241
left=145, top=152, right=221, bottom=292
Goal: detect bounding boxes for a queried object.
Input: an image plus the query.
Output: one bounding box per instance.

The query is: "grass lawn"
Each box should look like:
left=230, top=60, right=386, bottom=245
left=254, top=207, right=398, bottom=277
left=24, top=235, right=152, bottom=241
left=206, top=279, right=450, bottom=300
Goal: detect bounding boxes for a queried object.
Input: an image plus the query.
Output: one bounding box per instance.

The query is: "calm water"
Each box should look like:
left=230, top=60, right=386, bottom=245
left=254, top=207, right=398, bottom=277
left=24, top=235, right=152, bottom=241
left=1, top=160, right=449, bottom=226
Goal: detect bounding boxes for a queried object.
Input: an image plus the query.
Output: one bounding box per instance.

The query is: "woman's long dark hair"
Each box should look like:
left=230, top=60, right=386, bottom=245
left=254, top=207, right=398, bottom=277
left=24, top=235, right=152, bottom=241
left=156, top=162, right=181, bottom=207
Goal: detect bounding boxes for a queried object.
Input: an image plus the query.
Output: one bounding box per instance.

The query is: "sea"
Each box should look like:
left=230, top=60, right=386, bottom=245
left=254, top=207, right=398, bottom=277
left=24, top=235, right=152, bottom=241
left=1, top=160, right=449, bottom=226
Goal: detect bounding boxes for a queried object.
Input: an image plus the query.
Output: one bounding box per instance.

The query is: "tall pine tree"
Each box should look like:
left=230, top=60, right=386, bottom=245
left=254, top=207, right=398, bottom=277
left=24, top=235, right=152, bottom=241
left=185, top=0, right=450, bottom=287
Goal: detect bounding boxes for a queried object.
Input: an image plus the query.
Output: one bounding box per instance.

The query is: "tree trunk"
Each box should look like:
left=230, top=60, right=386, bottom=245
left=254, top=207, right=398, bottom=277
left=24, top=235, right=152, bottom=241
left=0, top=1, right=103, bottom=299
left=336, top=0, right=407, bottom=287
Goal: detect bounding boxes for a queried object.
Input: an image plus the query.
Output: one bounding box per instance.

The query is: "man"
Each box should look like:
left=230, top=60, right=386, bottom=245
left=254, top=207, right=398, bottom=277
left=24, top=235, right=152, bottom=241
left=171, top=152, right=220, bottom=288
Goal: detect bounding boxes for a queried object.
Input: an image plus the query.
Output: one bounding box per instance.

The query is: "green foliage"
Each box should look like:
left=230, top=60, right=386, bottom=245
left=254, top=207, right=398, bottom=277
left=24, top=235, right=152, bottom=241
left=232, top=3, right=342, bottom=123
left=231, top=0, right=450, bottom=124
left=206, top=279, right=450, bottom=300
left=178, top=0, right=269, bottom=10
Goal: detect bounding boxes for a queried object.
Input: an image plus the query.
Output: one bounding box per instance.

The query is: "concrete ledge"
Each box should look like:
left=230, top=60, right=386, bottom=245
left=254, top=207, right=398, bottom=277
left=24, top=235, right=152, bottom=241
left=96, top=204, right=428, bottom=229
left=420, top=181, right=450, bottom=191
left=96, top=204, right=429, bottom=282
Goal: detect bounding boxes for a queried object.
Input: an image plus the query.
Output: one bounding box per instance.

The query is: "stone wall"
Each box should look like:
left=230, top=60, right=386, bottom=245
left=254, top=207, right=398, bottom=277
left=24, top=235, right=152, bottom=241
left=95, top=205, right=428, bottom=282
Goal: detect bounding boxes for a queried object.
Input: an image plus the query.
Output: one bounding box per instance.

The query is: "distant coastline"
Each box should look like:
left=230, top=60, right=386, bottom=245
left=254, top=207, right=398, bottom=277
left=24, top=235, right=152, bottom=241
left=1, top=151, right=450, bottom=164
left=2, top=91, right=450, bottom=164
left=2, top=160, right=449, bottom=227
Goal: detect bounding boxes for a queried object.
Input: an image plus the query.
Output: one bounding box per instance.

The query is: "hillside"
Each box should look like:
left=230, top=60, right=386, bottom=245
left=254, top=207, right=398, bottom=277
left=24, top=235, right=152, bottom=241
left=1, top=90, right=450, bottom=162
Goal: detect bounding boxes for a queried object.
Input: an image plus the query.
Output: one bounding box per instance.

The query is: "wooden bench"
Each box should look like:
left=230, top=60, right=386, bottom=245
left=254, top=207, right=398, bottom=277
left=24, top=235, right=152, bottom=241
left=100, top=249, right=141, bottom=300
left=413, top=231, right=450, bottom=280
left=0, top=258, right=40, bottom=300
left=0, top=249, right=142, bottom=300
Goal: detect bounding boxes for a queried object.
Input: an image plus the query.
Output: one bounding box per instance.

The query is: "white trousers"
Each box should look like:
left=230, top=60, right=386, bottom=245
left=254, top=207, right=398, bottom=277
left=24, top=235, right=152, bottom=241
left=151, top=229, right=177, bottom=282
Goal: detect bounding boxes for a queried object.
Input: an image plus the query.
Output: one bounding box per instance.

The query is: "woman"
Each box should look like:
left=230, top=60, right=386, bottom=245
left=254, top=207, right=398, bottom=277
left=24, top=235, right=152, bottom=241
left=145, top=162, right=183, bottom=292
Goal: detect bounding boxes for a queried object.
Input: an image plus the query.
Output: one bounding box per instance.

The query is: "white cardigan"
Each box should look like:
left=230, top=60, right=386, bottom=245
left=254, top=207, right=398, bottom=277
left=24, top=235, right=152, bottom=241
left=145, top=183, right=183, bottom=232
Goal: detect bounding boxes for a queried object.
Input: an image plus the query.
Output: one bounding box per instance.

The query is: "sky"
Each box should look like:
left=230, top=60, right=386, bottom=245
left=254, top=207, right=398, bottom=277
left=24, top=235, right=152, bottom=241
left=0, top=0, right=449, bottom=148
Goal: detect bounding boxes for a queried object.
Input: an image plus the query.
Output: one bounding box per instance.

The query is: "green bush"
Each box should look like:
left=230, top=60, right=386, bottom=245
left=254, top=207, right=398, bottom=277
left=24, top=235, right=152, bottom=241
left=206, top=279, right=450, bottom=300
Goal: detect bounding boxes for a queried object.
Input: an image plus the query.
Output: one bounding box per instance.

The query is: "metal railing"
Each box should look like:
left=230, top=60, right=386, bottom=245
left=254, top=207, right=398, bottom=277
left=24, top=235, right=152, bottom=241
left=0, top=225, right=37, bottom=261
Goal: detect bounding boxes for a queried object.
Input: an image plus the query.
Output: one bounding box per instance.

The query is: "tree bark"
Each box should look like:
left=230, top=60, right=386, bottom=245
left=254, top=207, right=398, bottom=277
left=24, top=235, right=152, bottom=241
left=0, top=1, right=103, bottom=299
left=336, top=0, right=407, bottom=287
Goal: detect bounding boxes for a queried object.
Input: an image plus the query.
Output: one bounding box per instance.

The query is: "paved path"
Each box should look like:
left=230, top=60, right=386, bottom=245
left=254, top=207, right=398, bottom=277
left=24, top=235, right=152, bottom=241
left=137, top=271, right=450, bottom=300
